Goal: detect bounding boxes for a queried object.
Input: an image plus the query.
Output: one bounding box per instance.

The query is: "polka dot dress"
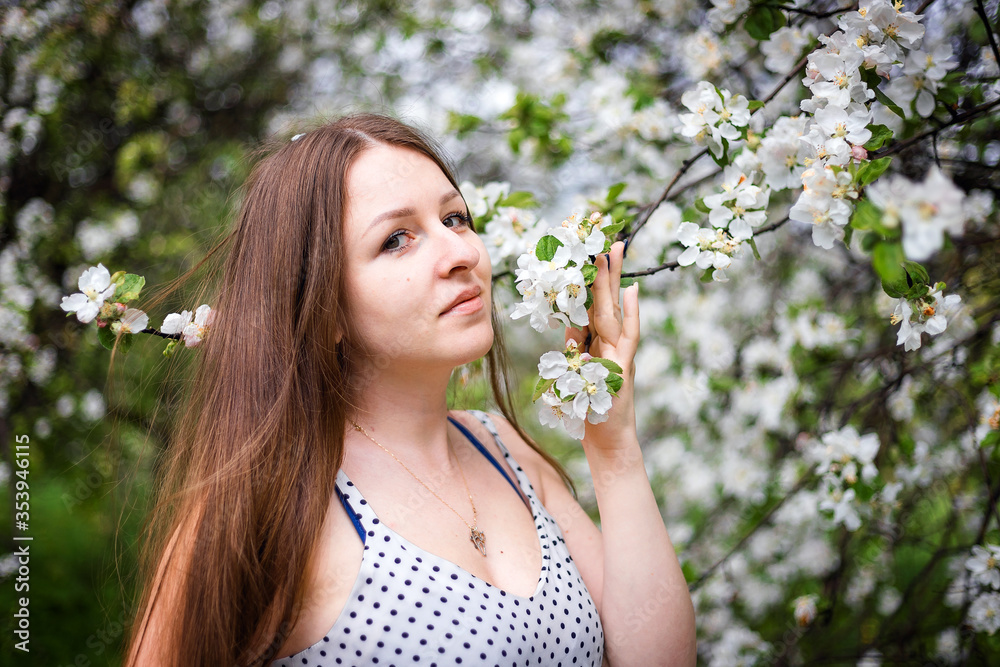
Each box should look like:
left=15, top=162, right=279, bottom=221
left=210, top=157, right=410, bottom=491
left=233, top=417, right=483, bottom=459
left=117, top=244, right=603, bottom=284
left=270, top=410, right=604, bottom=667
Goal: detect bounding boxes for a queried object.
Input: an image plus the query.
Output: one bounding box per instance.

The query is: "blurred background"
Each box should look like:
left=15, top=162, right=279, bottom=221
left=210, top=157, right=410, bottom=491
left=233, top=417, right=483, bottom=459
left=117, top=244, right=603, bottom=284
left=2, top=0, right=1000, bottom=665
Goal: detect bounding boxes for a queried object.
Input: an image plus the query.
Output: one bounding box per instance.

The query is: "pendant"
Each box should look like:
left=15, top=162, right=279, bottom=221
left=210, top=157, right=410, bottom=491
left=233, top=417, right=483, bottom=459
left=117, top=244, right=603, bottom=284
left=470, top=525, right=487, bottom=557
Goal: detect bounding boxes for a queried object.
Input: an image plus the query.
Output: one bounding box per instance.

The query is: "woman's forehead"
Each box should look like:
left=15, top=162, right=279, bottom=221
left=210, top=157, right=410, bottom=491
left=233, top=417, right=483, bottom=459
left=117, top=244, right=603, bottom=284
left=345, top=145, right=457, bottom=231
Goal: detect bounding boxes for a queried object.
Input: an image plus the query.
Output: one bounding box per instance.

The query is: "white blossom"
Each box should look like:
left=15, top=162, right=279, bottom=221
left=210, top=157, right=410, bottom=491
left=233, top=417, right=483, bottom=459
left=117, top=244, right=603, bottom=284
left=866, top=166, right=966, bottom=261
left=676, top=222, right=739, bottom=281
left=679, top=81, right=751, bottom=158
left=762, top=25, right=815, bottom=74
left=966, top=544, right=1000, bottom=590
left=703, top=166, right=769, bottom=240
left=890, top=288, right=962, bottom=352
left=706, top=0, right=749, bottom=32
left=182, top=304, right=214, bottom=347
left=789, top=166, right=856, bottom=249
left=969, top=591, right=1000, bottom=635
left=59, top=263, right=117, bottom=323
left=759, top=115, right=809, bottom=190
left=111, top=307, right=149, bottom=335
left=793, top=594, right=819, bottom=626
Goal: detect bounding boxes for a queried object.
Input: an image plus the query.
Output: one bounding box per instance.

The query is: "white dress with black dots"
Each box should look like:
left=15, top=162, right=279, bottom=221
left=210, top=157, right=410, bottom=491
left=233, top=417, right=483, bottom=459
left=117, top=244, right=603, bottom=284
left=270, top=409, right=604, bottom=667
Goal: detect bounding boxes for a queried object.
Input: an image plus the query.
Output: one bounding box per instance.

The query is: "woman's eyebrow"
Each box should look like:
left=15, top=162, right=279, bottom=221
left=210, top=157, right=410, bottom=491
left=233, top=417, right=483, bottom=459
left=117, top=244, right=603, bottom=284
left=365, top=189, right=464, bottom=236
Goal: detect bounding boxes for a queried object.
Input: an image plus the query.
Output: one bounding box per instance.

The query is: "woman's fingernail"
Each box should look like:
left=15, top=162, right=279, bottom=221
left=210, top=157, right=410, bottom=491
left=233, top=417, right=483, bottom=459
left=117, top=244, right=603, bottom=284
left=622, top=238, right=630, bottom=257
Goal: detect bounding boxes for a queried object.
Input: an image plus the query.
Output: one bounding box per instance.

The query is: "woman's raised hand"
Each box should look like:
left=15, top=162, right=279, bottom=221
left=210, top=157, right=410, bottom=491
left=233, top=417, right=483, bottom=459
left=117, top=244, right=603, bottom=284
left=565, top=240, right=640, bottom=448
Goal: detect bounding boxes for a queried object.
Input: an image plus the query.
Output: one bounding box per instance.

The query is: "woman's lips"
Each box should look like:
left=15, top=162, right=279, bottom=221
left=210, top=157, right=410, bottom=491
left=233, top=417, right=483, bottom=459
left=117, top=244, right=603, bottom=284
left=441, top=295, right=484, bottom=316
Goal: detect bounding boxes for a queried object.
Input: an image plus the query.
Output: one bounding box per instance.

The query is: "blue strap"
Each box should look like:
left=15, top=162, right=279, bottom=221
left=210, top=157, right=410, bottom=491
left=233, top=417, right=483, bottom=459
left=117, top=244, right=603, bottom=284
left=336, top=483, right=366, bottom=544
left=448, top=416, right=528, bottom=510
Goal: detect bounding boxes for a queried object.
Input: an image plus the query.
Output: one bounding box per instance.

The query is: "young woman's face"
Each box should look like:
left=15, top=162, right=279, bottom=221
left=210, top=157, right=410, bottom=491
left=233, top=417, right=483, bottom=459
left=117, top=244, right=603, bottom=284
left=341, top=144, right=494, bottom=372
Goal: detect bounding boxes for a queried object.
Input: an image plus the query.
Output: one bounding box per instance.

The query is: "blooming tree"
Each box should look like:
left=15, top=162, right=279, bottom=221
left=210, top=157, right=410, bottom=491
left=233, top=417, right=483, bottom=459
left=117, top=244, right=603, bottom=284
left=3, top=0, right=1000, bottom=663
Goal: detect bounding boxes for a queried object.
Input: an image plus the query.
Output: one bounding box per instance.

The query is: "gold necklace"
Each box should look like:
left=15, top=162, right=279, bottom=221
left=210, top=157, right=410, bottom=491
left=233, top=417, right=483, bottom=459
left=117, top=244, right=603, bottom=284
left=350, top=420, right=487, bottom=557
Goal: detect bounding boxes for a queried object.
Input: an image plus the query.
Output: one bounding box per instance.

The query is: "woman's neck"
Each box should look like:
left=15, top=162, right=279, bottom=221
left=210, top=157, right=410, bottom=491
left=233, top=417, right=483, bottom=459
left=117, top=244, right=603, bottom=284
left=346, top=364, right=458, bottom=469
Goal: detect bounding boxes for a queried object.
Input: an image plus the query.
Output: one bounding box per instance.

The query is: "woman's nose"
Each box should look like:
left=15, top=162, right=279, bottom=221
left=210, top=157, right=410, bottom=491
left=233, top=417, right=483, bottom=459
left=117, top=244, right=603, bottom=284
left=436, top=226, right=482, bottom=276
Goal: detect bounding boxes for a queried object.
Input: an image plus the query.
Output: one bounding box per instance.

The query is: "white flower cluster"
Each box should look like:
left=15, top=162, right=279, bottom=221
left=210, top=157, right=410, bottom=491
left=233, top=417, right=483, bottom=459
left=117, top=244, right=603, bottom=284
left=761, top=25, right=816, bottom=74
left=675, top=148, right=771, bottom=282
left=675, top=222, right=743, bottom=283
left=59, top=263, right=118, bottom=324
left=889, top=286, right=961, bottom=352
left=806, top=426, right=880, bottom=531
left=678, top=81, right=751, bottom=159
left=161, top=304, right=216, bottom=348
left=460, top=180, right=546, bottom=274
left=785, top=1, right=942, bottom=249
left=535, top=341, right=622, bottom=441
left=60, top=263, right=214, bottom=351
left=511, top=211, right=618, bottom=333
left=705, top=0, right=749, bottom=33
left=888, top=44, right=958, bottom=118
left=866, top=165, right=967, bottom=261
left=793, top=594, right=819, bottom=627
left=789, top=163, right=859, bottom=249
left=704, top=163, right=770, bottom=241
left=963, top=544, right=1000, bottom=635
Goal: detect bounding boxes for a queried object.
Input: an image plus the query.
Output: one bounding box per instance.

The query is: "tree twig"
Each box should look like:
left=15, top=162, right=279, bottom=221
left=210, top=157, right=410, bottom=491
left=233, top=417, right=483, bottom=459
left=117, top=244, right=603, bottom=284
left=872, top=97, right=1000, bottom=160
left=974, top=0, right=1000, bottom=78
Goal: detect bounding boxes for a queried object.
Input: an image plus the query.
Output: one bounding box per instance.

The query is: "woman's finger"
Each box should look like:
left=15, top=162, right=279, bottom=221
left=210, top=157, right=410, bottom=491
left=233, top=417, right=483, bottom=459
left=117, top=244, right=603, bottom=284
left=622, top=282, right=640, bottom=349
left=591, top=252, right=622, bottom=344
left=608, top=241, right=623, bottom=299
left=566, top=324, right=588, bottom=350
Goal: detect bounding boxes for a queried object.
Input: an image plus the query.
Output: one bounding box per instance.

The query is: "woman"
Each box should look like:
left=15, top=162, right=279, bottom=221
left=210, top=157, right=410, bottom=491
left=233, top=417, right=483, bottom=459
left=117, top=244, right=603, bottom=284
left=124, top=114, right=695, bottom=666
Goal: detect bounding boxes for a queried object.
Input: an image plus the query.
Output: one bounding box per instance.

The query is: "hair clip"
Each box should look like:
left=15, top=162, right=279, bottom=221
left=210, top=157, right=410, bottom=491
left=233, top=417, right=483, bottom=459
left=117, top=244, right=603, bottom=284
left=291, top=133, right=305, bottom=142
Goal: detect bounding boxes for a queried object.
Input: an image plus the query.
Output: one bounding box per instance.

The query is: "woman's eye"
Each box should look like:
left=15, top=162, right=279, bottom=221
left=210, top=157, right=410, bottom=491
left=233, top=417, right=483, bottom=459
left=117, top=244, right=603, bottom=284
left=383, top=231, right=407, bottom=252
left=443, top=211, right=472, bottom=229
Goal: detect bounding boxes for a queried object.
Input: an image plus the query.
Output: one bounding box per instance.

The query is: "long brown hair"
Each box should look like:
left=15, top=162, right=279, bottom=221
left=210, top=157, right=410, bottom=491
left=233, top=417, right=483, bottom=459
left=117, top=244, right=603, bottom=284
left=122, top=113, right=573, bottom=667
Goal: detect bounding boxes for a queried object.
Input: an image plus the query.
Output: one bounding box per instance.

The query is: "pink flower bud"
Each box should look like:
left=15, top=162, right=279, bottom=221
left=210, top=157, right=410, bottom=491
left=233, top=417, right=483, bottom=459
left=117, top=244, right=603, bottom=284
left=116, top=302, right=126, bottom=313
left=851, top=145, right=868, bottom=162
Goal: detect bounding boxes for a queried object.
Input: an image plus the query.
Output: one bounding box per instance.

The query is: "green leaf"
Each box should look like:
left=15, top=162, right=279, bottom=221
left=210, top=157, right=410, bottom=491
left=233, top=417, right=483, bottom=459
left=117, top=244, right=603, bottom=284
left=97, top=326, right=117, bottom=351
left=97, top=327, right=133, bottom=353
left=447, top=111, right=483, bottom=138
left=619, top=277, right=636, bottom=288
left=581, top=264, right=598, bottom=284
left=982, top=431, right=1000, bottom=451
left=860, top=68, right=906, bottom=119
left=901, top=260, right=929, bottom=286
left=863, top=124, right=893, bottom=151
left=701, top=267, right=715, bottom=283
left=601, top=221, right=625, bottom=237
left=856, top=157, right=892, bottom=187
left=605, top=373, right=623, bottom=395
left=584, top=288, right=594, bottom=311
left=535, top=235, right=563, bottom=261
left=113, top=273, right=146, bottom=303
left=532, top=376, right=556, bottom=402
left=607, top=182, right=626, bottom=201
left=695, top=198, right=711, bottom=214
left=744, top=6, right=786, bottom=41
left=591, top=357, right=624, bottom=374
left=873, top=242, right=907, bottom=297
left=748, top=100, right=765, bottom=111
left=850, top=199, right=884, bottom=231
left=748, top=237, right=761, bottom=261
left=903, top=283, right=930, bottom=300
left=498, top=191, right=537, bottom=208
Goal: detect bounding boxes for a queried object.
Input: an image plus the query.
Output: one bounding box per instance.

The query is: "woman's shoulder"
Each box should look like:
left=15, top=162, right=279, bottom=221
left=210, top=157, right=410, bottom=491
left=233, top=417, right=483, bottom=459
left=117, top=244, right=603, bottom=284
left=272, top=482, right=365, bottom=660
left=448, top=409, right=559, bottom=505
